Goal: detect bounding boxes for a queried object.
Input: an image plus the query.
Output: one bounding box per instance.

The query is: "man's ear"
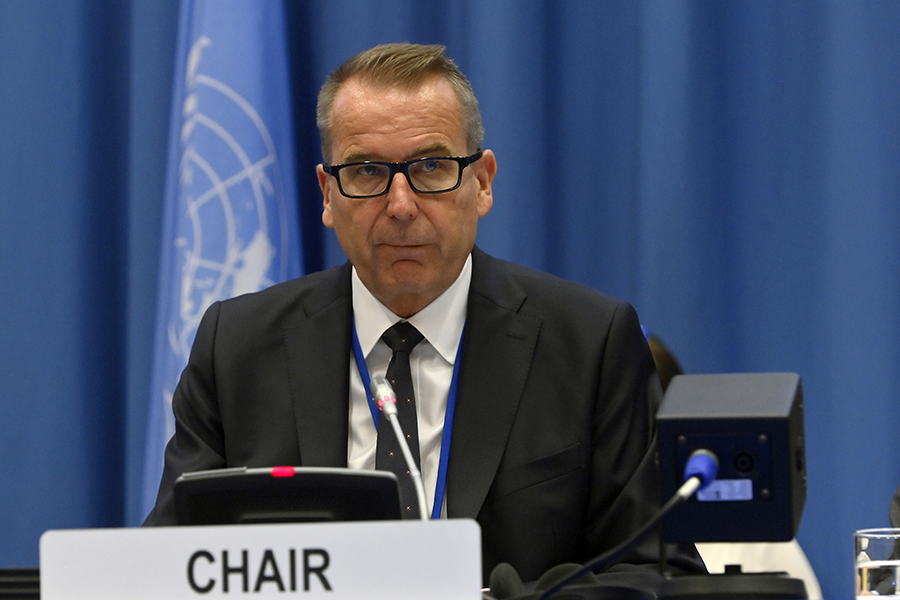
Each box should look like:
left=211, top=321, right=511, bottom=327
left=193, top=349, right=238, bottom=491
left=475, top=149, right=497, bottom=218
left=317, top=164, right=335, bottom=229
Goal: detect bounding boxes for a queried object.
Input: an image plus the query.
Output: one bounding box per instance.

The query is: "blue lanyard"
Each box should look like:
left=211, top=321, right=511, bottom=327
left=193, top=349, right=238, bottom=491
left=351, top=321, right=464, bottom=520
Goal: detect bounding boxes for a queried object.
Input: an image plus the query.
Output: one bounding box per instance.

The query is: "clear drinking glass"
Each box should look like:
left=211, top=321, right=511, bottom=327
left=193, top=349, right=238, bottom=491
left=856, top=528, right=900, bottom=598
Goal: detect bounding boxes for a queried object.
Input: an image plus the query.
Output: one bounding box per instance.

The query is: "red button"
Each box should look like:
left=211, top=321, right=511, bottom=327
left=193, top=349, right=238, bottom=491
left=271, top=466, right=296, bottom=477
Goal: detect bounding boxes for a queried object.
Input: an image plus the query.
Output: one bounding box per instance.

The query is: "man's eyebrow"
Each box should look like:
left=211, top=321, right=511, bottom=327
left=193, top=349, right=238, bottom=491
left=338, top=151, right=375, bottom=164
left=408, top=143, right=454, bottom=158
left=338, top=144, right=455, bottom=164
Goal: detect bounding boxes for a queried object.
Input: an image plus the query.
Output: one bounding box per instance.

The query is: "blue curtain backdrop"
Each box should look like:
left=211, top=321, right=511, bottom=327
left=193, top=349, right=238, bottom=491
left=2, top=1, right=899, bottom=597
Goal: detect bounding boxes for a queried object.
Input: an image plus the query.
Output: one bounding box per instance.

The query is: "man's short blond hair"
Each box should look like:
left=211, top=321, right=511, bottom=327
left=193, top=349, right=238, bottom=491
left=316, top=43, right=484, bottom=163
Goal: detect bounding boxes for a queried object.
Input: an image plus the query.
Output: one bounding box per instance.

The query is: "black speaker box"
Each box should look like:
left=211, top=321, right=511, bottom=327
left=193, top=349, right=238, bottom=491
left=657, top=372, right=806, bottom=543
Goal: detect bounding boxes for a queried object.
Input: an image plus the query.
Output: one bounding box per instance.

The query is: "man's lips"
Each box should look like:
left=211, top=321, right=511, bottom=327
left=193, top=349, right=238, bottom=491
left=378, top=241, right=427, bottom=249
left=377, top=243, right=429, bottom=261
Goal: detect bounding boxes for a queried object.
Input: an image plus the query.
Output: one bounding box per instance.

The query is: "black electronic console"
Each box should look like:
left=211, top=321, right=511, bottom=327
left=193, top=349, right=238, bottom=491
left=174, top=466, right=403, bottom=525
left=485, top=372, right=810, bottom=600
left=0, top=568, right=39, bottom=599
left=656, top=372, right=808, bottom=600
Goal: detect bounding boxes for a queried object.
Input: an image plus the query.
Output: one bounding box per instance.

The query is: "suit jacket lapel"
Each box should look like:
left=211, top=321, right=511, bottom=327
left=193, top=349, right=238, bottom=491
left=277, top=252, right=541, bottom=513
left=282, top=264, right=353, bottom=468
left=447, top=248, right=542, bottom=518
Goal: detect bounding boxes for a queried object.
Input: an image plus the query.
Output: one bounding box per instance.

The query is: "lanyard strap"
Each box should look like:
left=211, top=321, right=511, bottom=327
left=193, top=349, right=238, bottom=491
left=351, top=321, right=464, bottom=520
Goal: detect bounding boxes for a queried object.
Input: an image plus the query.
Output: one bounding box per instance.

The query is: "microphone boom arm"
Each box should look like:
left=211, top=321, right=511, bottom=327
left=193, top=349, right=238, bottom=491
left=371, top=375, right=429, bottom=521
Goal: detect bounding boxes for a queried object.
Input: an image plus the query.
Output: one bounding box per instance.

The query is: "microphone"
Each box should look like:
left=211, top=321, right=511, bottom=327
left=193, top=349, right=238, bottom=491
left=488, top=563, right=526, bottom=599
left=370, top=375, right=429, bottom=521
left=523, top=449, right=720, bottom=600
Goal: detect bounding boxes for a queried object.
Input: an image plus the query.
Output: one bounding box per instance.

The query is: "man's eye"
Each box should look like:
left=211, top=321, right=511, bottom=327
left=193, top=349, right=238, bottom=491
left=355, top=164, right=386, bottom=177
left=412, top=159, right=446, bottom=175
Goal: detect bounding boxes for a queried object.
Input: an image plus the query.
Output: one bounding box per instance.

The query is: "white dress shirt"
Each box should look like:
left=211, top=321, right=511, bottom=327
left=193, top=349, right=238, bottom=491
left=347, top=254, right=471, bottom=517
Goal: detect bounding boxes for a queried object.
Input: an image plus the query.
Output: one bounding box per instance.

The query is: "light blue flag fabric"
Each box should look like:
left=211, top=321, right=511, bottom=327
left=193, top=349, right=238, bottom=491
left=141, top=0, right=303, bottom=519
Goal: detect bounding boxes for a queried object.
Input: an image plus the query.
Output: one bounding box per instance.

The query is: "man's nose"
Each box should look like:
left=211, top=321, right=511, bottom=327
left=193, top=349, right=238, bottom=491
left=384, top=172, right=419, bottom=220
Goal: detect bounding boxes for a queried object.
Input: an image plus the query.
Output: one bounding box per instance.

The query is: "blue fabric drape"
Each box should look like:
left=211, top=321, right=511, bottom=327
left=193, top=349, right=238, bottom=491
left=2, top=2, right=899, bottom=597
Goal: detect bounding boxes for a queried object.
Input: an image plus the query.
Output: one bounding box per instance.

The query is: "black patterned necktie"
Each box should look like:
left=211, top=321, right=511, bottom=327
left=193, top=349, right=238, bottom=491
left=376, top=321, right=425, bottom=518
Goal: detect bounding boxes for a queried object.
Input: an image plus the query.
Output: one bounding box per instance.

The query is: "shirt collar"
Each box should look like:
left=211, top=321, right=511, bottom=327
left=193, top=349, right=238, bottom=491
left=351, top=254, right=471, bottom=363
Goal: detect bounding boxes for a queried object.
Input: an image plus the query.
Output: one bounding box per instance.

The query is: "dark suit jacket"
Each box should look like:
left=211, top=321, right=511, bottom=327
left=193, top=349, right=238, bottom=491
left=145, top=247, right=702, bottom=589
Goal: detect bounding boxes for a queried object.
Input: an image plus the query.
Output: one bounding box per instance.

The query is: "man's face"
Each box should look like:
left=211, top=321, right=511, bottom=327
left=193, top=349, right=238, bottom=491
left=318, top=76, right=496, bottom=317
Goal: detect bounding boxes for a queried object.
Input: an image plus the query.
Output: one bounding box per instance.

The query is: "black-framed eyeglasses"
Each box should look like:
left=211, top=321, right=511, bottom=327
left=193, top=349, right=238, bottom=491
left=323, top=151, right=484, bottom=199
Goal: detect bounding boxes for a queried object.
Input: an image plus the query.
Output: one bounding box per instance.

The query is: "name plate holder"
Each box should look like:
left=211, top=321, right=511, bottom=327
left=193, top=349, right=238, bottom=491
left=40, top=519, right=481, bottom=599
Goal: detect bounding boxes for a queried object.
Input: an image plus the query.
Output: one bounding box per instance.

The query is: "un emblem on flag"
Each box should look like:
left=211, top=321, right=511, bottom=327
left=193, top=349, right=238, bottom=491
left=169, top=35, right=294, bottom=361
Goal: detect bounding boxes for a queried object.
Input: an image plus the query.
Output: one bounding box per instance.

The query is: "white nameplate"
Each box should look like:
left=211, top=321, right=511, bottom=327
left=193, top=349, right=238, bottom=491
left=41, top=519, right=481, bottom=599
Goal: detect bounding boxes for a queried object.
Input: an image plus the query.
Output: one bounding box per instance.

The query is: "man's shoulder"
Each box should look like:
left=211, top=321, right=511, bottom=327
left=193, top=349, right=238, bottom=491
left=217, top=262, right=350, bottom=318
left=471, top=248, right=627, bottom=312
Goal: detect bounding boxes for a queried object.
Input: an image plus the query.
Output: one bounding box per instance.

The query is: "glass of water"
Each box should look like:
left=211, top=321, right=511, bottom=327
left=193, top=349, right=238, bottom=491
left=856, top=528, right=900, bottom=598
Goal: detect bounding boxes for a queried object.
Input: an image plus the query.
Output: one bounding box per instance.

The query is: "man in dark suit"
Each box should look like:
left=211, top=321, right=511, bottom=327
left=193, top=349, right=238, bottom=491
left=145, top=43, right=702, bottom=590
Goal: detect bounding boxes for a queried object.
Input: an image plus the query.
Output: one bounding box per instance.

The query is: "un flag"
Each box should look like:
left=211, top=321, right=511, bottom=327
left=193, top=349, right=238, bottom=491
left=142, top=0, right=303, bottom=519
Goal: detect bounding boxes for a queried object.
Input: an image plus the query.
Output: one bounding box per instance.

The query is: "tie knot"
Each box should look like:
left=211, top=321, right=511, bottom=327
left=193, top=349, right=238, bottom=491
left=382, top=321, right=424, bottom=354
